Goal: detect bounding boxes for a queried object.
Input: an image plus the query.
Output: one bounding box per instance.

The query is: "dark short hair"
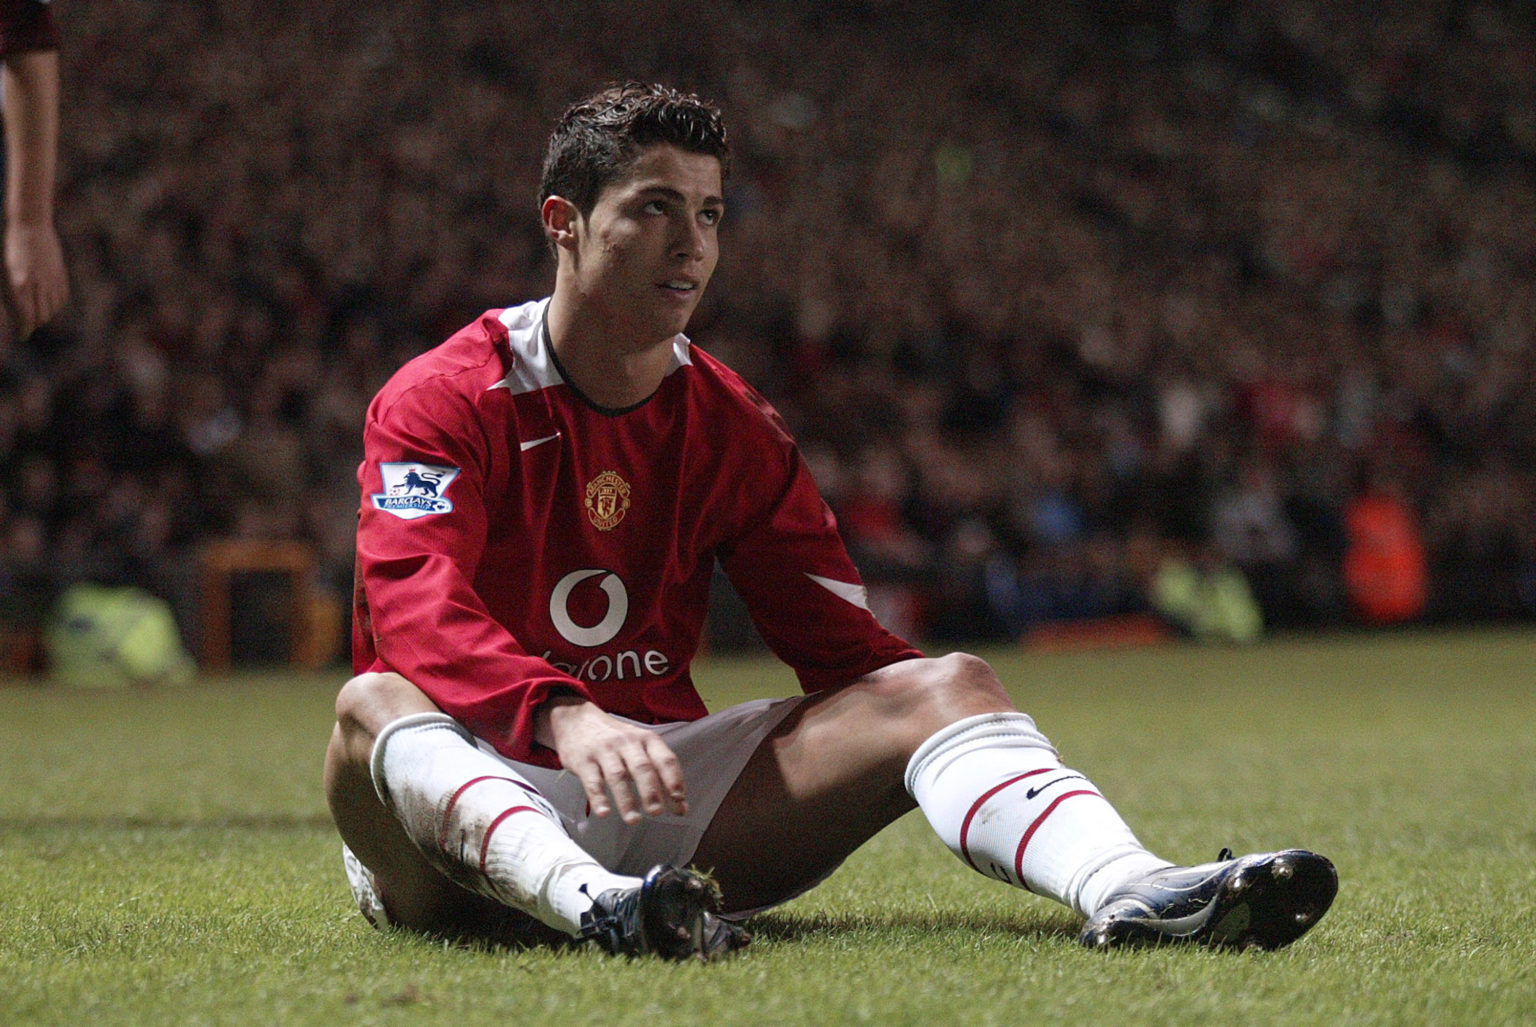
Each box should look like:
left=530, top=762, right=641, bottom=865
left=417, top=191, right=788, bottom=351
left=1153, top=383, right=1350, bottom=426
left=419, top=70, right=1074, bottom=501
left=539, top=82, right=730, bottom=216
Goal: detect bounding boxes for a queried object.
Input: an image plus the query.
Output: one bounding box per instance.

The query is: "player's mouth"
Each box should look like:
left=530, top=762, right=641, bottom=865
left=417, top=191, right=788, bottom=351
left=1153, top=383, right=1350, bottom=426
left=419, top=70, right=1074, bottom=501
left=660, top=279, right=699, bottom=295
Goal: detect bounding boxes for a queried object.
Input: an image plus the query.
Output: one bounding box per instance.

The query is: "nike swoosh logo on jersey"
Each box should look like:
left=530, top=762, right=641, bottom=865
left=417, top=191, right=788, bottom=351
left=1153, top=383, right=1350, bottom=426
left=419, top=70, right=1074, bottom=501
left=1025, top=774, right=1087, bottom=800
left=519, top=433, right=562, bottom=452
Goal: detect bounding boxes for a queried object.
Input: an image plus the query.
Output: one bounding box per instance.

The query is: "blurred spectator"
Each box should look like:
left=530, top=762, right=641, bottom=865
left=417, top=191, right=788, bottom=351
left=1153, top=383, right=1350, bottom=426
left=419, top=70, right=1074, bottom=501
left=1150, top=540, right=1265, bottom=645
left=1342, top=469, right=1428, bottom=625
left=1210, top=454, right=1303, bottom=626
left=836, top=443, right=933, bottom=579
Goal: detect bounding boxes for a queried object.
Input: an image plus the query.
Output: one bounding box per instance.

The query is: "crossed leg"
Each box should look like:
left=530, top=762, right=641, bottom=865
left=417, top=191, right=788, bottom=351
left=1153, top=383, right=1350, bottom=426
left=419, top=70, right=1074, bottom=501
left=323, top=674, right=537, bottom=939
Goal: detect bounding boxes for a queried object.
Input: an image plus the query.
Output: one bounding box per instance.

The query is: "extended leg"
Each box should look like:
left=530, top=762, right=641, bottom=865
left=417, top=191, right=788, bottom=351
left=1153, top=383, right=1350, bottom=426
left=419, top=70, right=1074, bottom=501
left=693, top=653, right=1335, bottom=949
left=696, top=653, right=1160, bottom=914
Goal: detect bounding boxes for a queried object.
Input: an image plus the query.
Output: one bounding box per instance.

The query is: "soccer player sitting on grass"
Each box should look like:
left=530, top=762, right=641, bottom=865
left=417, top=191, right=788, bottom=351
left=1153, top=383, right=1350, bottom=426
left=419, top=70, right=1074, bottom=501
left=323, top=82, right=1337, bottom=960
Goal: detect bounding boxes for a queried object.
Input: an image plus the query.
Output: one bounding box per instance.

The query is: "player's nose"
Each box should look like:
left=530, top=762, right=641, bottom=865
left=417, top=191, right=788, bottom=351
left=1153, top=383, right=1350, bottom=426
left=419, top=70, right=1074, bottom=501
left=672, top=215, right=707, bottom=261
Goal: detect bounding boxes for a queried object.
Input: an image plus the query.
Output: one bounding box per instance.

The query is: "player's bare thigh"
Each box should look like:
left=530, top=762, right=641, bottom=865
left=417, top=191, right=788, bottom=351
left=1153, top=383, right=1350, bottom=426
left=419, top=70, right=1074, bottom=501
left=323, top=671, right=496, bottom=932
left=694, top=653, right=1013, bottom=912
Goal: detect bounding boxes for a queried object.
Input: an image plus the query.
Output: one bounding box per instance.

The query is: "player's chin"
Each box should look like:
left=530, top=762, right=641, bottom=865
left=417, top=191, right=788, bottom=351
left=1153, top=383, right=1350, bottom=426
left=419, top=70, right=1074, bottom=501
left=653, top=289, right=703, bottom=331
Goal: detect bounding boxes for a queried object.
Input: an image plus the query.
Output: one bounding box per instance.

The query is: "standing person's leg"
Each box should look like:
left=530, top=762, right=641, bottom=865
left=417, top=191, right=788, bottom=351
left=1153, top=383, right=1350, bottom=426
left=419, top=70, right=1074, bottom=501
left=693, top=653, right=1336, bottom=949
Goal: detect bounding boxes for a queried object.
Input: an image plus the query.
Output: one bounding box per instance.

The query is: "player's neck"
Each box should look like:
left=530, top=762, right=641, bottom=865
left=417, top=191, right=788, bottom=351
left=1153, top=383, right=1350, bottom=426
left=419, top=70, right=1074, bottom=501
left=545, top=295, right=675, bottom=410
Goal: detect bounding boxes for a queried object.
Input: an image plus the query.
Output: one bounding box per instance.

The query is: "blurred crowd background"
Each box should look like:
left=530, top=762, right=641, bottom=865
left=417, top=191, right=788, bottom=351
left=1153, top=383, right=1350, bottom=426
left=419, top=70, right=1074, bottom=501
left=3, top=0, right=1535, bottom=669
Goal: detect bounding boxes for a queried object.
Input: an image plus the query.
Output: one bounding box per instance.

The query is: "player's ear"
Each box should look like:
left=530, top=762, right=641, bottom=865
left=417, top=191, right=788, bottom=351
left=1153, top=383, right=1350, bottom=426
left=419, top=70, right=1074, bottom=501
left=541, top=196, right=581, bottom=251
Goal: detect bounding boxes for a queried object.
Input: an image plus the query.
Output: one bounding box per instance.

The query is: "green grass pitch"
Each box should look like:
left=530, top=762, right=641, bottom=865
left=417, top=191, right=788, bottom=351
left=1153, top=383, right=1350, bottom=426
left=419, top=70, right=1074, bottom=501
left=3, top=628, right=1533, bottom=1025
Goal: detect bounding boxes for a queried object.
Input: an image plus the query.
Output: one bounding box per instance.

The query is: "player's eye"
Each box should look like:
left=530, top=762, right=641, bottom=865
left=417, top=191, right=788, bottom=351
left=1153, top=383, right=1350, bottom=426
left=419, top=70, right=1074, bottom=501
left=699, top=207, right=723, bottom=227
left=642, top=200, right=666, bottom=215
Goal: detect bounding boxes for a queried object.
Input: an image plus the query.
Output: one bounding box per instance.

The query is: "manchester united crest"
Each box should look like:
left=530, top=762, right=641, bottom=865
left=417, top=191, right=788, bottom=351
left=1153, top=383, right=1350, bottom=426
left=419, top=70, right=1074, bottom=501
left=584, top=470, right=631, bottom=531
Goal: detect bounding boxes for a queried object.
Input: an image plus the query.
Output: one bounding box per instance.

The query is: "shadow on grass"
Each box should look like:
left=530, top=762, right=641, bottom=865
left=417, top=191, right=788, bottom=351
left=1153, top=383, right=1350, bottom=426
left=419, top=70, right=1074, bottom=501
left=744, top=907, right=1080, bottom=946
left=397, top=906, right=1079, bottom=955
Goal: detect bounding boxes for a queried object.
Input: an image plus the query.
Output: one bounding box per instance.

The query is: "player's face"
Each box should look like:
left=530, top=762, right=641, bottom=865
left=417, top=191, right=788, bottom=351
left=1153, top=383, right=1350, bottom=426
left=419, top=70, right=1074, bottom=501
left=570, top=145, right=724, bottom=349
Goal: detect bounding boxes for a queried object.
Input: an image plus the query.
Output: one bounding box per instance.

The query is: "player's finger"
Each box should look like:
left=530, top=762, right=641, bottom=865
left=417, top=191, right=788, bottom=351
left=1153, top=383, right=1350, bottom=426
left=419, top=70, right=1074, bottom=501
left=619, top=741, right=673, bottom=818
left=642, top=735, right=688, bottom=815
left=571, top=756, right=615, bottom=819
left=597, top=749, right=645, bottom=825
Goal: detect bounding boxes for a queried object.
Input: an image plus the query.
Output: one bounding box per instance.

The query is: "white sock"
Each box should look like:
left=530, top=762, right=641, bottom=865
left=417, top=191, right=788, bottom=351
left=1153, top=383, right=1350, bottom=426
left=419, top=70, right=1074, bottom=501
left=905, top=712, right=1173, bottom=917
left=370, top=712, right=636, bottom=935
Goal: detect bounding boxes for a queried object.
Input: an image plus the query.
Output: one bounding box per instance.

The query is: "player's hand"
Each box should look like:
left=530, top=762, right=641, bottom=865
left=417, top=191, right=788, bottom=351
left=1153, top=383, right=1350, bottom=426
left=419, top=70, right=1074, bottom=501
left=5, top=220, right=68, bottom=338
left=535, top=694, right=688, bottom=825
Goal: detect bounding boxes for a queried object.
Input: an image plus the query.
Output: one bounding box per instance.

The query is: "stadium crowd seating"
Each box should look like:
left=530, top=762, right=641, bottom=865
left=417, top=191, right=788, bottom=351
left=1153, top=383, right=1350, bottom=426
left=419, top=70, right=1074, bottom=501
left=3, top=1, right=1533, bottom=665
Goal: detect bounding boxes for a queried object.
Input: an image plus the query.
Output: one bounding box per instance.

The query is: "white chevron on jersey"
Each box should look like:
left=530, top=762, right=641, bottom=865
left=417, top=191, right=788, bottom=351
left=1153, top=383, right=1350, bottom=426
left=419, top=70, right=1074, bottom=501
left=806, top=573, right=870, bottom=611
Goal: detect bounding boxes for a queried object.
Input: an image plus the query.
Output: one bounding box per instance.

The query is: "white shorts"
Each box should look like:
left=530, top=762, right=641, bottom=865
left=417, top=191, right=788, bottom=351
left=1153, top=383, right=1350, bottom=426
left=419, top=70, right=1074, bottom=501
left=480, top=695, right=807, bottom=876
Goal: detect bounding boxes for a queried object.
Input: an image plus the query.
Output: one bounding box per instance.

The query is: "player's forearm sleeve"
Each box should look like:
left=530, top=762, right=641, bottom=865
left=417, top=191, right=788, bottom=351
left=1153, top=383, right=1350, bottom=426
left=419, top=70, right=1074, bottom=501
left=355, top=389, right=590, bottom=763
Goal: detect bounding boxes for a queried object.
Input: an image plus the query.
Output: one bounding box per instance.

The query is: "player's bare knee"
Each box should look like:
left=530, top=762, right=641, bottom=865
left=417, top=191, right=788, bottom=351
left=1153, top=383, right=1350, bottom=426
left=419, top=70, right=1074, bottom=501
left=334, top=671, right=436, bottom=741
left=901, top=652, right=1012, bottom=724
left=934, top=651, right=1000, bottom=688
left=335, top=671, right=384, bottom=724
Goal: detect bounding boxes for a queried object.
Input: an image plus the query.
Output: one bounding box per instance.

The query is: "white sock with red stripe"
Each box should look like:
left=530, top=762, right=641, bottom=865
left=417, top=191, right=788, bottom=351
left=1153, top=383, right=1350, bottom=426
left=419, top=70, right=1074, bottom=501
left=370, top=712, right=634, bottom=935
left=905, top=712, right=1172, bottom=917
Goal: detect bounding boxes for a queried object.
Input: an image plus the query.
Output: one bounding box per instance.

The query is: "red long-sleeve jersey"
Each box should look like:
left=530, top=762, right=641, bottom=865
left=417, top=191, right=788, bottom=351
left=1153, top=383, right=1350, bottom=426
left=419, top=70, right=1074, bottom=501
left=353, top=300, right=920, bottom=765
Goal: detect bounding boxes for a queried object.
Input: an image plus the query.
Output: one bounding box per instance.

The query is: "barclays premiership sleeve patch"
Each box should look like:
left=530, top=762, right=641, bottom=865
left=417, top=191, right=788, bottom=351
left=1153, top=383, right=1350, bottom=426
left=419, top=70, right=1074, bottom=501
left=372, top=462, right=461, bottom=519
